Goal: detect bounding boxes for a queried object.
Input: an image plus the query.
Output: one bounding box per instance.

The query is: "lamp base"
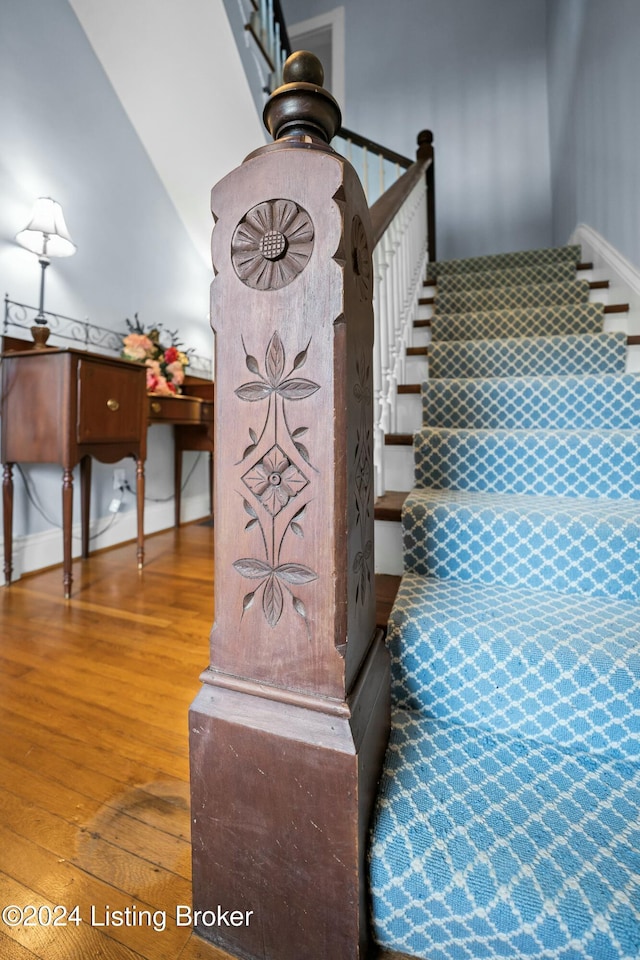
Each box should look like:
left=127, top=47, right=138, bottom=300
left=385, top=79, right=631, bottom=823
left=30, top=324, right=51, bottom=349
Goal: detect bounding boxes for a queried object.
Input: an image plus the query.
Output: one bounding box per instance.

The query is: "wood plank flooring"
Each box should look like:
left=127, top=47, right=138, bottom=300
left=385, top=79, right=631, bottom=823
left=0, top=524, right=232, bottom=960
left=0, top=524, right=399, bottom=960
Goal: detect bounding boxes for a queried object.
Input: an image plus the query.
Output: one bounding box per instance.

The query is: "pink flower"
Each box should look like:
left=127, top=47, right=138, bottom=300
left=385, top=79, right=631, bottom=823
left=123, top=333, right=153, bottom=360
left=146, top=369, right=174, bottom=395
left=165, top=360, right=185, bottom=386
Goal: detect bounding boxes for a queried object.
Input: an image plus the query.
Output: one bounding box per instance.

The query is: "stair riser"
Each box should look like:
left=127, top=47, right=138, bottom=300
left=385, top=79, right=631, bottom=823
left=436, top=261, right=578, bottom=292
left=431, top=302, right=604, bottom=342
left=423, top=374, right=640, bottom=430
left=414, top=429, right=640, bottom=500
left=436, top=280, right=590, bottom=314
left=403, top=495, right=640, bottom=601
left=429, top=333, right=626, bottom=379
left=387, top=576, right=640, bottom=760
left=425, top=243, right=581, bottom=280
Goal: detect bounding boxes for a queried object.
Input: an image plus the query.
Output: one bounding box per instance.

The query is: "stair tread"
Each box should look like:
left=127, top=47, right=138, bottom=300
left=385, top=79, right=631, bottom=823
left=375, top=489, right=409, bottom=520
left=370, top=708, right=640, bottom=960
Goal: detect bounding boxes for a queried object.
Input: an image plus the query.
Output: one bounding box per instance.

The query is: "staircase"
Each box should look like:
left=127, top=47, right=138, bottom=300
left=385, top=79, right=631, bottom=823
left=368, top=245, right=640, bottom=959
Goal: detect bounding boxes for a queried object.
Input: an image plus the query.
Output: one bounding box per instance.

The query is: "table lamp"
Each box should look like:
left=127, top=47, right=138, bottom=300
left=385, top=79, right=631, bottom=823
left=15, top=197, right=76, bottom=348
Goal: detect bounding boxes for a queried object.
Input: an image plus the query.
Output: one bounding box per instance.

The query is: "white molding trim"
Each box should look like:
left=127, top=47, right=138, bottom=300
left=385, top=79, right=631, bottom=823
left=571, top=224, right=640, bottom=321
left=288, top=6, right=345, bottom=112
left=570, top=223, right=640, bottom=372
left=1, top=493, right=210, bottom=583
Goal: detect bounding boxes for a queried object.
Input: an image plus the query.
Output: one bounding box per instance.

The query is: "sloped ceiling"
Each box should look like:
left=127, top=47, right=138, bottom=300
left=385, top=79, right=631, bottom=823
left=68, top=0, right=266, bottom=265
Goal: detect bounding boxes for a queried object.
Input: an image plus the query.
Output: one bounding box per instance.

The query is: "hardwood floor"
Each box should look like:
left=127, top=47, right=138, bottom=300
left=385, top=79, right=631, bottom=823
left=0, top=523, right=233, bottom=960
left=0, top=523, right=399, bottom=960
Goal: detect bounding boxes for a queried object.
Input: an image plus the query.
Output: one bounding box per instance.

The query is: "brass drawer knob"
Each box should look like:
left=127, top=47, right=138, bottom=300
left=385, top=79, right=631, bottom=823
left=106, top=398, right=120, bottom=412
left=151, top=401, right=162, bottom=414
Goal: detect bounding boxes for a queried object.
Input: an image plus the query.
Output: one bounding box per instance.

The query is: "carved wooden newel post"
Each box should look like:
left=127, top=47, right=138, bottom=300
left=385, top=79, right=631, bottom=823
left=189, top=53, right=390, bottom=959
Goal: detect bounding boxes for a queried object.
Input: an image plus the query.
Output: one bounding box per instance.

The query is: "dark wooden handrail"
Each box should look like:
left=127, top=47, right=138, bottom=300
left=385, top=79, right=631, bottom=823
left=336, top=126, right=413, bottom=170
left=370, top=156, right=430, bottom=248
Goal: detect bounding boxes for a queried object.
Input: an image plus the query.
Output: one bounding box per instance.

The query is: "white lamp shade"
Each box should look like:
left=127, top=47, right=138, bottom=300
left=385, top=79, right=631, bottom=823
left=16, top=197, right=76, bottom=258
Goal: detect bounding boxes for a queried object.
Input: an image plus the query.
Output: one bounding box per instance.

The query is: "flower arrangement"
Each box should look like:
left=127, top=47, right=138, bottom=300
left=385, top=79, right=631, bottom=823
left=121, top=314, right=189, bottom=395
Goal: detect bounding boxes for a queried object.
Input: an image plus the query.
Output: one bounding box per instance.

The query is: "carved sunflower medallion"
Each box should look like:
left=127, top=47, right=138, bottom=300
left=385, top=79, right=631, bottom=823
left=231, top=199, right=314, bottom=291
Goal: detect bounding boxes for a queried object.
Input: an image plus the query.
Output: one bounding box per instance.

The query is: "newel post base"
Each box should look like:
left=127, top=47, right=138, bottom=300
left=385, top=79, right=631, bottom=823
left=190, top=51, right=390, bottom=959
left=190, top=635, right=389, bottom=959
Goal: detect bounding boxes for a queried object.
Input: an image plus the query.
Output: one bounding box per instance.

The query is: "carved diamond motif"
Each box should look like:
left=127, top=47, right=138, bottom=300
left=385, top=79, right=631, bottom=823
left=242, top=444, right=308, bottom=516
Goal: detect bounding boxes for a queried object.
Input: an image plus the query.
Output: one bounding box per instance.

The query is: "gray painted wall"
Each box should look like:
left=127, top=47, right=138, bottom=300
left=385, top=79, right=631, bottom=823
left=547, top=0, right=640, bottom=268
left=281, top=0, right=553, bottom=261
left=0, top=0, right=213, bottom=546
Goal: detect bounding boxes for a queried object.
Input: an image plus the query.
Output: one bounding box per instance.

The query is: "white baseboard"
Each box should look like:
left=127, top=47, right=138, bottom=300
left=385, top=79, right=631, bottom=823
left=1, top=493, right=210, bottom=582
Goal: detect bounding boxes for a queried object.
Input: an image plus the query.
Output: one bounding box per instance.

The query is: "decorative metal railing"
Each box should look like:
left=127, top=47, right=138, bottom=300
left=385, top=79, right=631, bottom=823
left=2, top=295, right=213, bottom=380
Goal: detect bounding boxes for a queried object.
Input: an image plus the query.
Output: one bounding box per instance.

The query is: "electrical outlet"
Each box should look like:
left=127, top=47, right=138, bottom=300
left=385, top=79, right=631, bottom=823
left=108, top=498, right=122, bottom=513
left=113, top=468, right=126, bottom=491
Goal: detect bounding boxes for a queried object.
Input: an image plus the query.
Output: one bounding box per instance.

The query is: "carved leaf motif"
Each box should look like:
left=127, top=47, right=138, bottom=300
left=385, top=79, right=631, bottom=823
left=235, top=381, right=273, bottom=402
left=290, top=522, right=304, bottom=538
left=245, top=518, right=258, bottom=531
left=263, top=576, right=284, bottom=627
left=277, top=378, right=320, bottom=401
left=265, top=332, right=285, bottom=386
left=292, top=426, right=308, bottom=439
left=292, top=596, right=307, bottom=620
left=242, top=591, right=256, bottom=613
left=293, top=342, right=310, bottom=370
left=233, top=558, right=273, bottom=579
left=249, top=428, right=258, bottom=444
left=245, top=354, right=260, bottom=374
left=243, top=499, right=257, bottom=518
left=275, top=563, right=318, bottom=585
left=294, top=441, right=311, bottom=465
left=242, top=442, right=257, bottom=460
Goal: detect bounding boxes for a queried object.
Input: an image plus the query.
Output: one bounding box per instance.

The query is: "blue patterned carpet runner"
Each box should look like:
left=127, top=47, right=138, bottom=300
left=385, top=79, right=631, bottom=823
left=369, top=245, right=640, bottom=959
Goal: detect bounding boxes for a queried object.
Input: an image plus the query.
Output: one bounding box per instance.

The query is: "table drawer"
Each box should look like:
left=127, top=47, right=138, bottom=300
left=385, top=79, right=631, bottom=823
left=148, top=394, right=204, bottom=423
left=77, top=358, right=144, bottom=443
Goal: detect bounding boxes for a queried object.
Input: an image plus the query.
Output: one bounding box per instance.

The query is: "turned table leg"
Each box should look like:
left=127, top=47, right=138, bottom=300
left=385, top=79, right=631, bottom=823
left=3, top=463, right=14, bottom=586
left=80, top=456, right=92, bottom=559
left=62, top=467, right=73, bottom=599
left=174, top=443, right=182, bottom=527
left=136, top=457, right=145, bottom=569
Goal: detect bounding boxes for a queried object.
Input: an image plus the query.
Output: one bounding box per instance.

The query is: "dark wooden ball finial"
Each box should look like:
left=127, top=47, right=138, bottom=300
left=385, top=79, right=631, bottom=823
left=283, top=50, right=324, bottom=87
left=263, top=51, right=342, bottom=145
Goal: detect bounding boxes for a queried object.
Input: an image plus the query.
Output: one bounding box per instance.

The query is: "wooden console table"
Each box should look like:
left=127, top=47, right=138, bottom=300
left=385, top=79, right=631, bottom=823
left=1, top=339, right=214, bottom=596
left=1, top=347, right=147, bottom=598
left=147, top=377, right=214, bottom=526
